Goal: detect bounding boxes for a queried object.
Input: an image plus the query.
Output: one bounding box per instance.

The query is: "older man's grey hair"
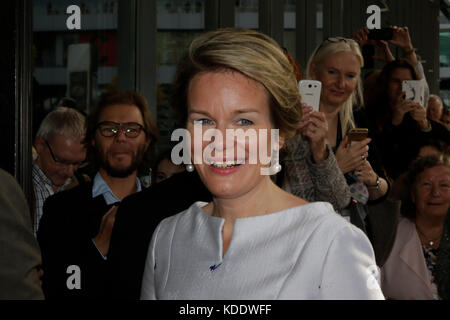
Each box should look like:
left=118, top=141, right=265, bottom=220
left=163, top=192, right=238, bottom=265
left=36, top=107, right=85, bottom=141
left=429, top=94, right=443, bottom=105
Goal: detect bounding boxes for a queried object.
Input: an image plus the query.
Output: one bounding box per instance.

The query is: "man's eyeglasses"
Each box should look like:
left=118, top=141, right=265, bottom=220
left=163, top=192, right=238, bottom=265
left=97, top=121, right=145, bottom=138
left=44, top=140, right=84, bottom=168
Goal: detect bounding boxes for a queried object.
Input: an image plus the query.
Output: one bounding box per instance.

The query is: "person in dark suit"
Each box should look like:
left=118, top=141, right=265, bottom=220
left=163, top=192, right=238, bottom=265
left=0, top=168, right=44, bottom=299
left=37, top=182, right=114, bottom=298
left=108, top=169, right=211, bottom=299
left=37, top=90, right=158, bottom=299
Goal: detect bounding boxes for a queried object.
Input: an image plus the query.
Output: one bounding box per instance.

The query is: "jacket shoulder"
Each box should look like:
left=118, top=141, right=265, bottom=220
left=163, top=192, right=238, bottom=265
left=45, top=182, right=93, bottom=206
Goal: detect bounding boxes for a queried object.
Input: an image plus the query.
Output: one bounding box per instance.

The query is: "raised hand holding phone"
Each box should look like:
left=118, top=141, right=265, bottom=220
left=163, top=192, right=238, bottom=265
left=353, top=27, right=395, bottom=63
left=347, top=128, right=369, bottom=146
left=298, top=103, right=329, bottom=163
left=299, top=80, right=321, bottom=112
left=402, top=80, right=425, bottom=105
left=389, top=26, right=413, bottom=52
left=354, top=158, right=376, bottom=182
left=368, top=28, right=393, bottom=40
left=335, top=135, right=371, bottom=175
left=389, top=26, right=418, bottom=64
left=391, top=92, right=416, bottom=126
left=409, top=103, right=430, bottom=130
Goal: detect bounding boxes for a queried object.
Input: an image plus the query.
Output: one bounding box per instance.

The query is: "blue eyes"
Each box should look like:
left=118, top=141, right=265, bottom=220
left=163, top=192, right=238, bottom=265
left=193, top=119, right=254, bottom=126
left=237, top=119, right=254, bottom=126
left=194, top=119, right=214, bottom=125
left=327, top=70, right=356, bottom=79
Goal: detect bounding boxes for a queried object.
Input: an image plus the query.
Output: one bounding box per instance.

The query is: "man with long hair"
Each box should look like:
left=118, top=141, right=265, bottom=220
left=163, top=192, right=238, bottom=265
left=37, top=90, right=158, bottom=299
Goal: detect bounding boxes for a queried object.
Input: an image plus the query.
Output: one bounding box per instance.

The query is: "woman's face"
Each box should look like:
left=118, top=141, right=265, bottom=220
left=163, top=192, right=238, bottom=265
left=387, top=67, right=413, bottom=106
left=412, top=165, right=450, bottom=219
left=186, top=71, right=280, bottom=199
left=311, top=51, right=361, bottom=108
left=155, top=158, right=185, bottom=183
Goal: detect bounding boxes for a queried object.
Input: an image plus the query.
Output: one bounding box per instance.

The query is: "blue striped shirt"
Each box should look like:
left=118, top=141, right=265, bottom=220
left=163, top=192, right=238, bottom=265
left=32, top=162, right=70, bottom=236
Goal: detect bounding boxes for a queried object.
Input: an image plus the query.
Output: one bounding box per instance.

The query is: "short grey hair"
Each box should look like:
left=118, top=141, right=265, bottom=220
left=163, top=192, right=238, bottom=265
left=36, top=107, right=85, bottom=141
left=429, top=94, right=443, bottom=106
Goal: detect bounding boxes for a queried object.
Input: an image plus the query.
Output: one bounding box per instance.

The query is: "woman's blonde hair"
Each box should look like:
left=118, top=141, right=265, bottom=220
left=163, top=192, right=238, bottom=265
left=306, top=38, right=364, bottom=137
left=172, top=28, right=302, bottom=141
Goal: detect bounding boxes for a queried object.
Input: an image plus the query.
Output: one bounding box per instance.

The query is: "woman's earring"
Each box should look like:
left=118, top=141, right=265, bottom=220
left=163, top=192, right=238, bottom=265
left=273, top=163, right=282, bottom=174
left=272, top=141, right=282, bottom=174
left=186, top=164, right=195, bottom=172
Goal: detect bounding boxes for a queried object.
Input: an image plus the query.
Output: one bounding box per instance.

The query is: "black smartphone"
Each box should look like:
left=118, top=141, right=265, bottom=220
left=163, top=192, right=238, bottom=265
left=368, top=28, right=394, bottom=40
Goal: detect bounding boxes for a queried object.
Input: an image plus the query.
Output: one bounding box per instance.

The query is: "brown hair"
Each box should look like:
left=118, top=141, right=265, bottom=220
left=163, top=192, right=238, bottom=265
left=283, top=47, right=302, bottom=82
left=366, top=59, right=420, bottom=127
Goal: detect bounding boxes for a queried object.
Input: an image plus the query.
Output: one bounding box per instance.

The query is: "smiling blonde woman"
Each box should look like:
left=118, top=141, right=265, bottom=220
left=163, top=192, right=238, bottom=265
left=141, top=28, right=384, bottom=300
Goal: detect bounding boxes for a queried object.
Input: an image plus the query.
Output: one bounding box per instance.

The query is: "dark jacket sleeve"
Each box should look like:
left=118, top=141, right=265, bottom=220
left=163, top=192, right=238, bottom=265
left=376, top=114, right=450, bottom=179
left=353, top=109, right=388, bottom=180
left=37, top=187, right=110, bottom=299
left=108, top=170, right=212, bottom=299
left=0, top=169, right=44, bottom=300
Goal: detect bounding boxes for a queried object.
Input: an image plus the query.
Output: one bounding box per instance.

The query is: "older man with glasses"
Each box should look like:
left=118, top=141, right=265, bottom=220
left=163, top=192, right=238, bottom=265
left=33, top=107, right=86, bottom=235
left=37, top=90, right=158, bottom=299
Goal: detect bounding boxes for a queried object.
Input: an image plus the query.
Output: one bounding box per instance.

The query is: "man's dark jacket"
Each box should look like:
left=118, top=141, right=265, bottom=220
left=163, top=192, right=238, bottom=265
left=37, top=171, right=211, bottom=299
left=108, top=170, right=211, bottom=299
left=37, top=181, right=113, bottom=299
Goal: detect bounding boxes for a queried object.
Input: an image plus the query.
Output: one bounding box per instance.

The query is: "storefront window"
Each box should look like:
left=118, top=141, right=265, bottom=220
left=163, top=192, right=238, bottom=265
left=440, top=10, right=450, bottom=106
left=284, top=0, right=296, bottom=59
left=156, top=0, right=205, bottom=148
left=235, top=0, right=259, bottom=29
left=32, top=0, right=119, bottom=136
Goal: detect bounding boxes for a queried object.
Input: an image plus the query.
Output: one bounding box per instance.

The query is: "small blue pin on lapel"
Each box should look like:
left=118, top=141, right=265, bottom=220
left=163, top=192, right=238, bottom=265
left=209, top=263, right=222, bottom=271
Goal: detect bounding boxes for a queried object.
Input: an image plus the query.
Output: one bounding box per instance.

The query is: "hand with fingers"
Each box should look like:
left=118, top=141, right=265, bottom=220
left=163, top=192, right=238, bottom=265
left=409, top=103, right=430, bottom=130
left=335, top=136, right=371, bottom=175
left=352, top=27, right=394, bottom=63
left=391, top=93, right=417, bottom=126
left=352, top=27, right=371, bottom=47
left=389, top=26, right=417, bottom=64
left=354, top=159, right=378, bottom=187
left=93, top=205, right=118, bottom=257
left=298, top=104, right=329, bottom=163
left=389, top=26, right=413, bottom=52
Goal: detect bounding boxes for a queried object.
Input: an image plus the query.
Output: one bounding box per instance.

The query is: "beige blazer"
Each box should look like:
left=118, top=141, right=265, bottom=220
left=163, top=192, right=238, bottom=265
left=381, top=217, right=435, bottom=300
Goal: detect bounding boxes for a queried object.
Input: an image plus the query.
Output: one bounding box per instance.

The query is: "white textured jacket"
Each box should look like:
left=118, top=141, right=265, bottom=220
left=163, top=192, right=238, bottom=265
left=141, top=201, right=385, bottom=300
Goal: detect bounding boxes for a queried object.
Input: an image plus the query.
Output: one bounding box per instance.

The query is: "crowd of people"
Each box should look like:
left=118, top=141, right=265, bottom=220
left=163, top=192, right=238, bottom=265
left=1, top=25, right=449, bottom=300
